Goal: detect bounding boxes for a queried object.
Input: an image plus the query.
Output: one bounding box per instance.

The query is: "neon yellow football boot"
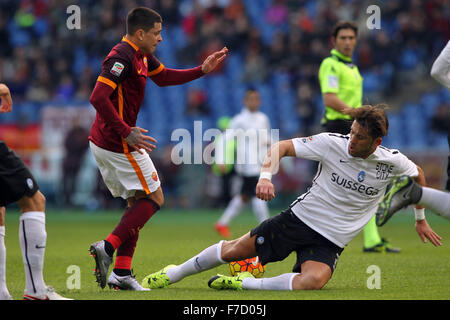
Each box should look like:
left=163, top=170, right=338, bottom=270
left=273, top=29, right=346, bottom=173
left=141, top=264, right=176, bottom=289
left=208, top=271, right=254, bottom=291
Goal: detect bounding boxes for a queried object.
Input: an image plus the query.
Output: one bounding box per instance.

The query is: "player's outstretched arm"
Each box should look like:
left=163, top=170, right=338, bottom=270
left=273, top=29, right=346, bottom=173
left=256, top=140, right=296, bottom=202
left=150, top=47, right=228, bottom=87
left=0, top=83, right=13, bottom=114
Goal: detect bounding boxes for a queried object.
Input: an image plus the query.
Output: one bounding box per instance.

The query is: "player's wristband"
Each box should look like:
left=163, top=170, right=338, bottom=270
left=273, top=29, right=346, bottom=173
left=259, top=171, right=272, bottom=181
left=414, top=208, right=425, bottom=221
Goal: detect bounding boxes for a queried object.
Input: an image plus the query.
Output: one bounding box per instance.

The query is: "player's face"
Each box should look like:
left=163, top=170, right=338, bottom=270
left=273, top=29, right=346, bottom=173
left=348, top=121, right=380, bottom=158
left=333, top=28, right=357, bottom=57
left=244, top=91, right=261, bottom=112
left=142, top=22, right=163, bottom=54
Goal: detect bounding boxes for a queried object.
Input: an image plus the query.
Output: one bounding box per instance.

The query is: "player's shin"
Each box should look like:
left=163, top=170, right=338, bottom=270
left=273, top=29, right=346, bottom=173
left=242, top=273, right=298, bottom=290
left=19, top=212, right=47, bottom=295
left=166, top=240, right=226, bottom=283
left=0, top=226, right=12, bottom=299
left=419, top=187, right=450, bottom=219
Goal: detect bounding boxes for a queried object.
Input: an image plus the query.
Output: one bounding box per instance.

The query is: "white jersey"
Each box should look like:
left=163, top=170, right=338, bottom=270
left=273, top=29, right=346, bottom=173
left=431, top=40, right=450, bottom=89
left=216, top=108, right=271, bottom=177
left=290, top=133, right=418, bottom=248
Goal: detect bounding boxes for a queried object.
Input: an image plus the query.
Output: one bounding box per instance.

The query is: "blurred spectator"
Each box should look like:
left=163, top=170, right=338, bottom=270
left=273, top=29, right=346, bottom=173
left=185, top=87, right=210, bottom=116
left=61, top=115, right=89, bottom=207
left=295, top=82, right=316, bottom=136
left=242, top=48, right=267, bottom=84
left=431, top=104, right=450, bottom=136
left=0, top=0, right=447, bottom=147
left=152, top=145, right=182, bottom=208
left=267, top=31, right=288, bottom=72
left=265, top=0, right=288, bottom=26
left=155, top=0, right=180, bottom=26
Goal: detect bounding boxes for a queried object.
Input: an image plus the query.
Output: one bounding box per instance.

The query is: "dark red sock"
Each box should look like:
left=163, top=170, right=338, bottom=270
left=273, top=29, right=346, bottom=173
left=115, top=229, right=138, bottom=268
left=107, top=199, right=159, bottom=251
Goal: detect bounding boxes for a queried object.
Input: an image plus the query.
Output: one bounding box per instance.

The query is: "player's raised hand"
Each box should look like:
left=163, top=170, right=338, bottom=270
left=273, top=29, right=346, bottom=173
left=415, top=219, right=442, bottom=247
left=124, top=127, right=157, bottom=154
left=201, top=47, right=228, bottom=74
left=0, top=83, right=13, bottom=114
left=256, top=178, right=275, bottom=202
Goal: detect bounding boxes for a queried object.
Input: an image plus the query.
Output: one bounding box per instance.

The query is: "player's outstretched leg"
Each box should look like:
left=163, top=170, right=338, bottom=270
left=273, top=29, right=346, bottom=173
left=376, top=175, right=422, bottom=226
left=208, top=272, right=301, bottom=291
left=89, top=240, right=113, bottom=289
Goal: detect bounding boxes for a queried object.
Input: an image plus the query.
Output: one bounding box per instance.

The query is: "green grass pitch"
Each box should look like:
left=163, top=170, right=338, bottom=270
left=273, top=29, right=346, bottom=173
left=3, top=208, right=450, bottom=300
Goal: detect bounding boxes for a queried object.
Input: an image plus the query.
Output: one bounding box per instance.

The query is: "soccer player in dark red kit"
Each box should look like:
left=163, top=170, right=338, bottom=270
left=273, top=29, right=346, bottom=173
left=88, top=7, right=228, bottom=291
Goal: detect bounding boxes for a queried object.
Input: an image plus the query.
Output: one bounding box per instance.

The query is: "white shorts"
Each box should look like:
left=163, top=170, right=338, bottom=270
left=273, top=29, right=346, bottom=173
left=89, top=141, right=161, bottom=199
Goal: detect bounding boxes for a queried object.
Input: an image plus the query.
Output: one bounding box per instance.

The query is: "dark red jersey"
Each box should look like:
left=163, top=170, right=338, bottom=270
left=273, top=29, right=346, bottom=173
left=89, top=37, right=205, bottom=153
left=89, top=37, right=164, bottom=153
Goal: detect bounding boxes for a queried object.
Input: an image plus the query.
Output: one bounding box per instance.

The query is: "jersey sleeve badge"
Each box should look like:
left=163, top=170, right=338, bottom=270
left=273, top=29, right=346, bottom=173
left=110, top=62, right=125, bottom=77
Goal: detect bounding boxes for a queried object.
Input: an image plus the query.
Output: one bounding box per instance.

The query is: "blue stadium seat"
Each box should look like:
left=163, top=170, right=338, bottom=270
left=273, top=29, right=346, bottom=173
left=428, top=132, right=448, bottom=150
left=398, top=48, right=420, bottom=70
left=440, top=87, right=450, bottom=102
left=420, top=92, right=441, bottom=118
left=362, top=71, right=381, bottom=93
left=16, top=102, right=41, bottom=123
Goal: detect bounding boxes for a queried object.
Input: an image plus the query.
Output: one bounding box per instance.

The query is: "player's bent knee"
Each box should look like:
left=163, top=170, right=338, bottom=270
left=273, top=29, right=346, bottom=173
left=19, top=190, right=46, bottom=213
left=292, top=273, right=329, bottom=290
left=220, top=239, right=248, bottom=262
left=221, top=233, right=256, bottom=262
left=148, top=188, right=164, bottom=208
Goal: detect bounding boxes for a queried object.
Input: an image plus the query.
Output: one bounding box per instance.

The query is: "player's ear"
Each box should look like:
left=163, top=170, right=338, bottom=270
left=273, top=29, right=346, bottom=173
left=135, top=29, right=145, bottom=41
left=374, top=137, right=382, bottom=147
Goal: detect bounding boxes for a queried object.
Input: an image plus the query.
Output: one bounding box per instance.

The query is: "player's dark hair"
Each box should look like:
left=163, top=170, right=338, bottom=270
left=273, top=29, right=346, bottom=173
left=245, top=86, right=258, bottom=95
left=126, top=7, right=162, bottom=35
left=332, top=21, right=358, bottom=38
left=344, top=104, right=389, bottom=138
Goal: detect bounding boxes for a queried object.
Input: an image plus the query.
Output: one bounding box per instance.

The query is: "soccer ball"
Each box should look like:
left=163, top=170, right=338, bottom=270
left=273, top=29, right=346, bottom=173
left=229, top=256, right=266, bottom=278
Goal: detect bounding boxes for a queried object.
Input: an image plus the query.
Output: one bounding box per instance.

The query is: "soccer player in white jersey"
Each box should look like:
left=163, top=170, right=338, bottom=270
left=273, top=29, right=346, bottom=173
left=141, top=104, right=442, bottom=292
left=214, top=88, right=271, bottom=238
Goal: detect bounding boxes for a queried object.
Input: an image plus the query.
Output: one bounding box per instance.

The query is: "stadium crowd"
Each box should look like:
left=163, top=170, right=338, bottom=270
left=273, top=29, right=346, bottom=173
left=0, top=0, right=447, bottom=116
left=0, top=0, right=448, bottom=208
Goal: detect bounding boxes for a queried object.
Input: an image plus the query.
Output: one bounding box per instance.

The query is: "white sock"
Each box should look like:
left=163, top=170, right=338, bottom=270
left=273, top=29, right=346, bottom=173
left=218, top=195, right=244, bottom=225
left=251, top=197, right=270, bottom=223
left=419, top=187, right=450, bottom=220
left=167, top=241, right=226, bottom=283
left=242, top=273, right=298, bottom=290
left=19, top=212, right=47, bottom=295
left=0, top=226, right=11, bottom=298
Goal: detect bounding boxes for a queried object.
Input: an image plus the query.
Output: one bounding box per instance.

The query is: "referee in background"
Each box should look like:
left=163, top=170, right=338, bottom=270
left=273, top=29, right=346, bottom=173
left=318, top=21, right=400, bottom=253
